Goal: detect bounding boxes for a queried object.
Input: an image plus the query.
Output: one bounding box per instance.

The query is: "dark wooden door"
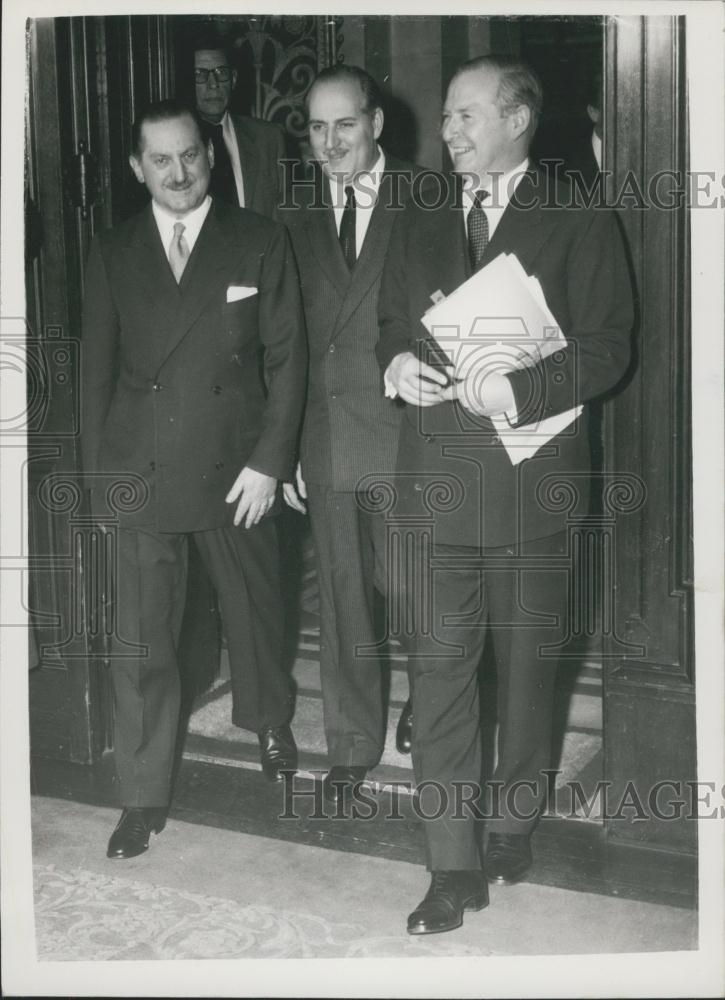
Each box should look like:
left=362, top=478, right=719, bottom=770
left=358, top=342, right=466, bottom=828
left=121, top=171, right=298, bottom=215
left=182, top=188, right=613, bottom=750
left=603, top=15, right=695, bottom=853
left=26, top=15, right=186, bottom=763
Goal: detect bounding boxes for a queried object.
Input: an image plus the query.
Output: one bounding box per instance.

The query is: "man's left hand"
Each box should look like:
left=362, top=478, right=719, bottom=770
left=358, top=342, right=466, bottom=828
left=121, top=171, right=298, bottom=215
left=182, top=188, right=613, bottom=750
left=225, top=467, right=277, bottom=528
left=441, top=371, right=515, bottom=418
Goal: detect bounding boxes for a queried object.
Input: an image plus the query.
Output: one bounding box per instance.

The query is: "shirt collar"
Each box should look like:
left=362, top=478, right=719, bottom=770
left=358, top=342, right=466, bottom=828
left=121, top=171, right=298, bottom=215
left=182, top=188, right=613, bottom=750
left=591, top=131, right=602, bottom=170
left=152, top=194, right=212, bottom=249
left=327, top=146, right=386, bottom=205
left=462, top=157, right=530, bottom=211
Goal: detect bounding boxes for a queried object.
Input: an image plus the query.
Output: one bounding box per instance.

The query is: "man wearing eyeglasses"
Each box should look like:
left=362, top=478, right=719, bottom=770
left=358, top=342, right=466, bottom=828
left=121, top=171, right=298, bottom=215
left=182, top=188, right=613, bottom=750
left=194, top=37, right=285, bottom=216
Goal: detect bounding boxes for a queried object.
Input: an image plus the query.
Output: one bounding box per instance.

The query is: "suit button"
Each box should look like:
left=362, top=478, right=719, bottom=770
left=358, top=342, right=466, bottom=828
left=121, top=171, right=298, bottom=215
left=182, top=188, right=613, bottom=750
left=215, top=461, right=224, bottom=470
left=330, top=393, right=337, bottom=399
left=152, top=382, right=162, bottom=391
left=212, top=385, right=222, bottom=394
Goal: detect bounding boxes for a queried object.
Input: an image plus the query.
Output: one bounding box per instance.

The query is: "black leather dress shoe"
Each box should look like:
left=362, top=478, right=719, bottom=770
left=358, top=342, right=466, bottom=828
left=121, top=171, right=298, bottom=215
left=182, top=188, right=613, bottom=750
left=106, top=807, right=166, bottom=860
left=258, top=723, right=298, bottom=782
left=485, top=832, right=533, bottom=884
left=407, top=870, right=489, bottom=935
left=395, top=698, right=413, bottom=754
left=322, top=765, right=368, bottom=807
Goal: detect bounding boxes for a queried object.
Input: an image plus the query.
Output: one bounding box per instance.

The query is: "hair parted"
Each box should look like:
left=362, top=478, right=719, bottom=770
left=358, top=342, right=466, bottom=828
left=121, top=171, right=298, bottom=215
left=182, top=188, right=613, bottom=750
left=453, top=54, right=543, bottom=133
left=131, top=99, right=206, bottom=157
left=307, top=64, right=383, bottom=116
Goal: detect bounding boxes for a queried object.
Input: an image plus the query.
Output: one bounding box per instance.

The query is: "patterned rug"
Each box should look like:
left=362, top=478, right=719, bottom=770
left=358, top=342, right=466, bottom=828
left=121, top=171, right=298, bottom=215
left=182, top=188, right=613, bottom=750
left=33, top=863, right=491, bottom=961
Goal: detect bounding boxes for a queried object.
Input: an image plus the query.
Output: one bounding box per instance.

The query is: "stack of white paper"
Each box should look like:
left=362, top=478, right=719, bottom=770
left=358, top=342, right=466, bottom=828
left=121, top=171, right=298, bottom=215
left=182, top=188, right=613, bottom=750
left=421, top=252, right=582, bottom=465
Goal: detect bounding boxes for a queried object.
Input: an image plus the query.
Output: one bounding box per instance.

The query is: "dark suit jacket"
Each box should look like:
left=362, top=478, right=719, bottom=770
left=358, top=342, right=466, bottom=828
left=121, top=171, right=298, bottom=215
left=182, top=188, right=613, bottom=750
left=281, top=155, right=418, bottom=492
left=564, top=132, right=602, bottom=190
left=81, top=198, right=307, bottom=532
left=377, top=169, right=634, bottom=548
left=229, top=114, right=285, bottom=217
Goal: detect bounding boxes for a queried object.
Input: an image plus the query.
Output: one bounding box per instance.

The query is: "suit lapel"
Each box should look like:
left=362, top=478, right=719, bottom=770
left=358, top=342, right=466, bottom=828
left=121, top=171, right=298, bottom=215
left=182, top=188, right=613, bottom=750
left=160, top=203, right=237, bottom=362
left=123, top=207, right=183, bottom=369
left=232, top=117, right=258, bottom=209
left=331, top=169, right=402, bottom=337
left=126, top=205, right=180, bottom=302
left=421, top=180, right=470, bottom=298
left=305, top=171, right=352, bottom=294
left=478, top=171, right=547, bottom=271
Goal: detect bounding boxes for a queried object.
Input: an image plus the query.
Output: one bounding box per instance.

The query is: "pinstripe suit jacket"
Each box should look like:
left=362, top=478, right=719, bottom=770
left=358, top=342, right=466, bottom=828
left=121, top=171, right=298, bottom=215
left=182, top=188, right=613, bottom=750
left=281, top=155, right=419, bottom=493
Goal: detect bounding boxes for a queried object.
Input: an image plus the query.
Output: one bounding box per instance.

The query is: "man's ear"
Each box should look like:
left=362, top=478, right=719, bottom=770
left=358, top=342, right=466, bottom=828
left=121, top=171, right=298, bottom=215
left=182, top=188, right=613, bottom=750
left=129, top=154, right=145, bottom=184
left=508, top=104, right=531, bottom=141
left=587, top=103, right=601, bottom=125
left=372, top=107, right=384, bottom=141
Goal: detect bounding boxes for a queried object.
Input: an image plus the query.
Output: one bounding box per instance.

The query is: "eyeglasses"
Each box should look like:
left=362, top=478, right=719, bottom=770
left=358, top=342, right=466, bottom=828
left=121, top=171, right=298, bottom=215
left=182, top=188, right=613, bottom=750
left=194, top=66, right=232, bottom=84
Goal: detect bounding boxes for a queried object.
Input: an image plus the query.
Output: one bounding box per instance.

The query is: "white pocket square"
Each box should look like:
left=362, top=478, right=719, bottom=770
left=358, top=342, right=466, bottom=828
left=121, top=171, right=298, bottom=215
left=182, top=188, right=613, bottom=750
left=226, top=285, right=258, bottom=303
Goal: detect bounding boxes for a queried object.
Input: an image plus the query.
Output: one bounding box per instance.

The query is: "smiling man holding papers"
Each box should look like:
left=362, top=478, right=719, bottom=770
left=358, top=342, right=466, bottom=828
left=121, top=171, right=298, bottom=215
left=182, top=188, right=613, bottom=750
left=421, top=249, right=583, bottom=464
left=378, top=55, right=633, bottom=934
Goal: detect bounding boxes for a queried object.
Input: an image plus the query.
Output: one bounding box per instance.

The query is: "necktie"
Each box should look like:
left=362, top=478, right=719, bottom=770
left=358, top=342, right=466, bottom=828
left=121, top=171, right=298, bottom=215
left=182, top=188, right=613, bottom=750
left=202, top=121, right=239, bottom=205
left=339, top=185, right=357, bottom=270
left=467, top=189, right=490, bottom=272
left=169, top=222, right=190, bottom=283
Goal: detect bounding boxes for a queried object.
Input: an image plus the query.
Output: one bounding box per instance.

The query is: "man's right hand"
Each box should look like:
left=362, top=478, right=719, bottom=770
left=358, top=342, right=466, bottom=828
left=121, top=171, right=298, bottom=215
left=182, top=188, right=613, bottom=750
left=385, top=351, right=453, bottom=408
left=282, top=462, right=307, bottom=514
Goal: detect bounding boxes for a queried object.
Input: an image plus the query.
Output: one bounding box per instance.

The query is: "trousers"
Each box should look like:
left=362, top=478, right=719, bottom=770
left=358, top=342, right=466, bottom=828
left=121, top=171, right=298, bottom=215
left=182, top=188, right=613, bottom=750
left=111, top=520, right=291, bottom=805
left=405, top=531, right=570, bottom=870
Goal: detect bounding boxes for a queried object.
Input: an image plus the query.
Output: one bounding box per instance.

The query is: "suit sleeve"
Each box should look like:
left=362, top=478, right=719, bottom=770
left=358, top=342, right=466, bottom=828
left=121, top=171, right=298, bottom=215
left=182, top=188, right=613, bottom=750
left=81, top=235, right=119, bottom=476
left=245, top=223, right=307, bottom=481
left=506, top=208, right=634, bottom=426
left=377, top=208, right=415, bottom=371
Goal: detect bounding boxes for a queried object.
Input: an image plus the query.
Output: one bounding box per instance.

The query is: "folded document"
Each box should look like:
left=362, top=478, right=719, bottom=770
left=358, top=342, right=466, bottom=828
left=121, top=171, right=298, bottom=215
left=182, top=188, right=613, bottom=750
left=421, top=252, right=582, bottom=465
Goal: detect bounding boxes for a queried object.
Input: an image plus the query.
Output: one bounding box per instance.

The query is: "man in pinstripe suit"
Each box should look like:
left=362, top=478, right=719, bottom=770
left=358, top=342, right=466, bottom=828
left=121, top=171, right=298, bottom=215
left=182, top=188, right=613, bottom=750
left=281, top=65, right=417, bottom=804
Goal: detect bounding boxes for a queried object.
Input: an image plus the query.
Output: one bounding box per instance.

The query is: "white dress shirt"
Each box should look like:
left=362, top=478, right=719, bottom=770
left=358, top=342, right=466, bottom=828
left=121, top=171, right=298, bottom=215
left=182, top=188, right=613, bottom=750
left=328, top=147, right=385, bottom=257
left=220, top=112, right=245, bottom=207
left=462, top=158, right=529, bottom=240
left=152, top=195, right=212, bottom=260
left=591, top=130, right=602, bottom=170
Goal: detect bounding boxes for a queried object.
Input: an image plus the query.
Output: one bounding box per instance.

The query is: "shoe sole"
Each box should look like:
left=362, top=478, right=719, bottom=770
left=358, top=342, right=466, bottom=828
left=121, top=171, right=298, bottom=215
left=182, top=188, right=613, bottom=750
left=406, top=894, right=489, bottom=935
left=107, top=845, right=149, bottom=860
left=486, top=869, right=530, bottom=885
left=321, top=779, right=369, bottom=806
left=262, top=766, right=298, bottom=783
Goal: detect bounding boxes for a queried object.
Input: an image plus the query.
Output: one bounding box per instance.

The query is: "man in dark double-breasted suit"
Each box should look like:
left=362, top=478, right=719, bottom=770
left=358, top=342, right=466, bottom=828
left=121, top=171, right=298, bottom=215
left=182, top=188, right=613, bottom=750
left=81, top=100, right=306, bottom=859
left=378, top=56, right=633, bottom=934
left=280, top=66, right=417, bottom=804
